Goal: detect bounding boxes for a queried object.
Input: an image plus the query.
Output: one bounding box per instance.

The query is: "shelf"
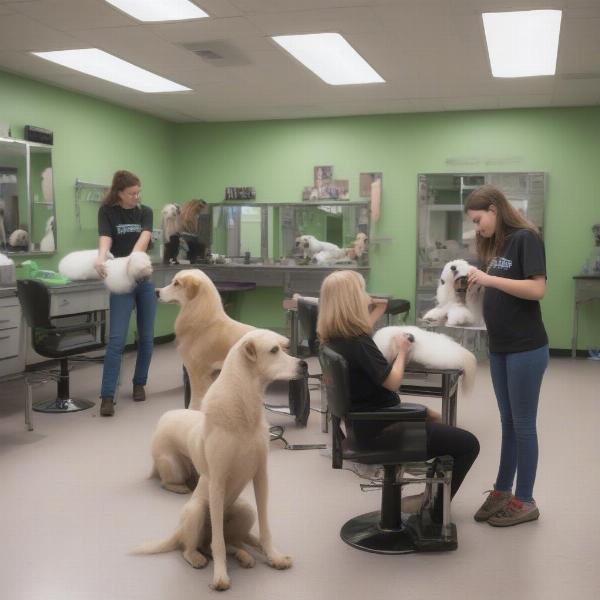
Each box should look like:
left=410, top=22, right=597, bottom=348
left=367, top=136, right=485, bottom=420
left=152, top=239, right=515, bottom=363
left=428, top=204, right=464, bottom=211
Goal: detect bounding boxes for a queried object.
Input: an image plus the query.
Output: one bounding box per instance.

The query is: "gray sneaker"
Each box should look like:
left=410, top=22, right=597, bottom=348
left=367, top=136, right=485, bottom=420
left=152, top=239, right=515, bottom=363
left=100, top=397, right=114, bottom=417
left=474, top=488, right=512, bottom=522
left=488, top=497, right=540, bottom=527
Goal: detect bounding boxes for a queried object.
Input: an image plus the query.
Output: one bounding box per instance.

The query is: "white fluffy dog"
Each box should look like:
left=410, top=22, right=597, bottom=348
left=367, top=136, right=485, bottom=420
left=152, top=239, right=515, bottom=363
left=59, top=249, right=114, bottom=280
left=161, top=203, right=181, bottom=240
left=373, top=325, right=477, bottom=393
left=104, top=252, right=153, bottom=294
left=422, top=259, right=483, bottom=326
left=8, top=228, right=29, bottom=249
left=136, top=329, right=302, bottom=591
left=39, top=216, right=55, bottom=252
left=58, top=249, right=152, bottom=294
left=295, top=234, right=345, bottom=261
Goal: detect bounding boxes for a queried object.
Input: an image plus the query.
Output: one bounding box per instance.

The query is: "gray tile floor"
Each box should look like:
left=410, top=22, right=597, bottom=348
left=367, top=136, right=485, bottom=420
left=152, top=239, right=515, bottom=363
left=1, top=344, right=599, bottom=600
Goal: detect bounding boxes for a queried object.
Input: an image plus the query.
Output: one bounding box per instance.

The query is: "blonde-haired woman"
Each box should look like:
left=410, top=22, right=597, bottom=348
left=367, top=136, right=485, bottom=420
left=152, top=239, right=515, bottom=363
left=180, top=199, right=208, bottom=263
left=318, top=270, right=479, bottom=518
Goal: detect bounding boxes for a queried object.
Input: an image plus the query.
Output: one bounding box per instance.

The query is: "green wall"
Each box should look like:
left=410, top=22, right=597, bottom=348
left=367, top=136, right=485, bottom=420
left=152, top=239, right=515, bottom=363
left=2, top=67, right=599, bottom=350
left=172, top=110, right=600, bottom=350
left=0, top=70, right=179, bottom=338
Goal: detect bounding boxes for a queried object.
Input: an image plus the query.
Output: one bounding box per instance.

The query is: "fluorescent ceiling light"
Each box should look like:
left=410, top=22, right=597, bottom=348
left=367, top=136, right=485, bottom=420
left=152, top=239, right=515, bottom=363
left=272, top=33, right=384, bottom=85
left=482, top=10, right=562, bottom=77
left=32, top=49, right=191, bottom=93
left=105, top=0, right=208, bottom=22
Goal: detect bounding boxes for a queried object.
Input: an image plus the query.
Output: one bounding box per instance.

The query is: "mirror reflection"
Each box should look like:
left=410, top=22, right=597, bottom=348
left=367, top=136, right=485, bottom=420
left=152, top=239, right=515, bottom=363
left=0, top=138, right=56, bottom=254
left=211, top=202, right=370, bottom=266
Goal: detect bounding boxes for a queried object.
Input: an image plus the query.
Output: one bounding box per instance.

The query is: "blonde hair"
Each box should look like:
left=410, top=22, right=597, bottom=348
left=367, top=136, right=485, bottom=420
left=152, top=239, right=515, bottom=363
left=464, top=184, right=539, bottom=268
left=180, top=199, right=207, bottom=234
left=317, top=270, right=372, bottom=342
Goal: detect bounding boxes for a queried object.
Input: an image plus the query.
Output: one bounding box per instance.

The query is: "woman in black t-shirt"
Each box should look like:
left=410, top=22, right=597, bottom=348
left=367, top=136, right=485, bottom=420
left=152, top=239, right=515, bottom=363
left=317, top=270, right=479, bottom=516
left=465, top=184, right=549, bottom=527
left=96, top=170, right=157, bottom=417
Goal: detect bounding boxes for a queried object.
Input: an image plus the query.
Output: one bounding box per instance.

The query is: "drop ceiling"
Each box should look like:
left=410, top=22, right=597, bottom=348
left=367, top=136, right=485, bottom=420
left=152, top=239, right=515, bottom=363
left=0, top=0, right=599, bottom=122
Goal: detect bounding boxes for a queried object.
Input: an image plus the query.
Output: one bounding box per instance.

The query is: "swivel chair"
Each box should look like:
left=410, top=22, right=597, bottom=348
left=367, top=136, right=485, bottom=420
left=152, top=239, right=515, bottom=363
left=319, top=344, right=457, bottom=553
left=17, top=279, right=106, bottom=413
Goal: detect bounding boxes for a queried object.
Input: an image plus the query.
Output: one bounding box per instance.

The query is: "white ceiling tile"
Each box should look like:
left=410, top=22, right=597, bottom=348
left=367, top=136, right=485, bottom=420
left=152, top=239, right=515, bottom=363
left=0, top=13, right=79, bottom=50
left=229, top=0, right=375, bottom=14
left=557, top=17, right=600, bottom=75
left=8, top=0, right=132, bottom=30
left=148, top=16, right=262, bottom=44
left=495, top=95, right=553, bottom=109
left=194, top=0, right=243, bottom=18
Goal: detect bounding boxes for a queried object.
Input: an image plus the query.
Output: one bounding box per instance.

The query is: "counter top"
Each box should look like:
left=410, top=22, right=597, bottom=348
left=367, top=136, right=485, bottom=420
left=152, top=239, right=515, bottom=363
left=0, top=286, right=17, bottom=298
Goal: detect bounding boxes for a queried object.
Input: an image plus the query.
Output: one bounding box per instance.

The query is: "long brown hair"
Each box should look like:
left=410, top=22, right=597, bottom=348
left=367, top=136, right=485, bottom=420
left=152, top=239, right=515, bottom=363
left=464, top=184, right=539, bottom=268
left=102, top=170, right=141, bottom=206
left=180, top=199, right=207, bottom=234
left=317, top=270, right=372, bottom=343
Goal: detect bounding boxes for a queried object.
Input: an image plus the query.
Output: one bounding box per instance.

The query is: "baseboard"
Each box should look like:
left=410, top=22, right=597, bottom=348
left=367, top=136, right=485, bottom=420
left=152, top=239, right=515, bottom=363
left=549, top=348, right=590, bottom=358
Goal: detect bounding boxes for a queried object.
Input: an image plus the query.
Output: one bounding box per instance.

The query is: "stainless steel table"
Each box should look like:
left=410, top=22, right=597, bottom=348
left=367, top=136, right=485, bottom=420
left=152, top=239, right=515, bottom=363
left=571, top=275, right=600, bottom=358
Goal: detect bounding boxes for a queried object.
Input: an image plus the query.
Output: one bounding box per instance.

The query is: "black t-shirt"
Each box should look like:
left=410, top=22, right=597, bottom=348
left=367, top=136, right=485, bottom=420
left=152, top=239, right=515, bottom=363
left=483, top=228, right=548, bottom=353
left=327, top=334, right=399, bottom=412
left=98, top=204, right=153, bottom=258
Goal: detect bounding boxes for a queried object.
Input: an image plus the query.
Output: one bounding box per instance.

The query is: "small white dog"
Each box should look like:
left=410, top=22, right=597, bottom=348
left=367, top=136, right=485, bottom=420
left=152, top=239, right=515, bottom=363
left=39, top=216, right=55, bottom=252
left=59, top=249, right=114, bottom=280
left=161, top=203, right=181, bottom=240
left=58, top=249, right=152, bottom=294
left=373, top=325, right=477, bottom=393
left=136, top=329, right=303, bottom=591
left=422, top=259, right=483, bottom=326
left=8, top=228, right=29, bottom=249
left=349, top=232, right=368, bottom=259
left=104, top=252, right=153, bottom=294
left=294, top=234, right=345, bottom=261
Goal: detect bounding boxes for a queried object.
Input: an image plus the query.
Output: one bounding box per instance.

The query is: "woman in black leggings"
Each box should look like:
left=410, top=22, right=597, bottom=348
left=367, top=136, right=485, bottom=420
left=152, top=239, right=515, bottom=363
left=317, top=270, right=480, bottom=508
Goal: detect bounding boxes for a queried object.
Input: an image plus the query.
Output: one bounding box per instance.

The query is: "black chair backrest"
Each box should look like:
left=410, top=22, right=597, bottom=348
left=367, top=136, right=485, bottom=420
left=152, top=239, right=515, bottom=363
left=297, top=298, right=319, bottom=355
left=17, top=279, right=52, bottom=329
left=319, top=345, right=352, bottom=419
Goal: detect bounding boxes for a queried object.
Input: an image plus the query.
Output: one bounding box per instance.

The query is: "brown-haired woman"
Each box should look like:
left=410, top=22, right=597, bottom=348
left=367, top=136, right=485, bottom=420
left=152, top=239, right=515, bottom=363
left=180, top=199, right=208, bottom=263
left=96, top=170, right=156, bottom=416
left=465, top=184, right=548, bottom=526
left=318, top=270, right=480, bottom=519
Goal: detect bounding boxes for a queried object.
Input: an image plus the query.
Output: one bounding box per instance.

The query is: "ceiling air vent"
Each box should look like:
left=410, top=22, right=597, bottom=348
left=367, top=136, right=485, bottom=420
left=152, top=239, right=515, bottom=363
left=182, top=41, right=251, bottom=67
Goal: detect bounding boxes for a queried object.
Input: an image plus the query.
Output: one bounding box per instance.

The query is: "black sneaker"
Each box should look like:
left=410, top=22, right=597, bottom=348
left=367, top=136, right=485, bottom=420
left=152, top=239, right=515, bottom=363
left=132, top=385, right=146, bottom=402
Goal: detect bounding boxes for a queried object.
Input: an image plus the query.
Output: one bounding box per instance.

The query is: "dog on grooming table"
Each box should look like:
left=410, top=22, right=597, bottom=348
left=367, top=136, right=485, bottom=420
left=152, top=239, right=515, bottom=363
left=423, top=259, right=483, bottom=326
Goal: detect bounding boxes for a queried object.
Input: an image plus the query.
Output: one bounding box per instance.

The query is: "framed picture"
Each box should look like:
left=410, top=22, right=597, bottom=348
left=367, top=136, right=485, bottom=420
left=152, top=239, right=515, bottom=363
left=302, top=186, right=319, bottom=202
left=224, top=186, right=256, bottom=201
left=359, top=172, right=382, bottom=197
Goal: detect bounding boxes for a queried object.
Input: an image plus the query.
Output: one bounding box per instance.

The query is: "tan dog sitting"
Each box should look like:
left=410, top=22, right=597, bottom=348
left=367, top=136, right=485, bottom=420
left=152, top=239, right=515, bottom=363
left=136, top=330, right=305, bottom=591
left=156, top=269, right=253, bottom=409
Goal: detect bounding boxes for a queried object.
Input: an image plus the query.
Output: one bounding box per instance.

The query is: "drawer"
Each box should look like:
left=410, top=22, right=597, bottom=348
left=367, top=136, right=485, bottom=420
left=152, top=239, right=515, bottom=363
left=0, top=294, right=19, bottom=309
left=0, top=304, right=21, bottom=330
left=0, top=327, right=20, bottom=359
left=50, top=289, right=110, bottom=316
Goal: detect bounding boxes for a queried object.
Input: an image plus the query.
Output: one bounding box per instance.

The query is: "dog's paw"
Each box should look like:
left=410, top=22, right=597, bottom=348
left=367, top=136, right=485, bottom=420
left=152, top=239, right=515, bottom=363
left=269, top=554, right=292, bottom=570
left=162, top=483, right=192, bottom=494
left=183, top=549, right=208, bottom=569
left=234, top=549, right=255, bottom=568
left=211, top=575, right=231, bottom=591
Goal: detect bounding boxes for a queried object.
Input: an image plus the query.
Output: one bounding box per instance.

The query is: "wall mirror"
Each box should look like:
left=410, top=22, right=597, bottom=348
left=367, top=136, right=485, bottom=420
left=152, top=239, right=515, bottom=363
left=0, top=137, right=56, bottom=254
left=211, top=201, right=370, bottom=265
left=416, top=171, right=546, bottom=317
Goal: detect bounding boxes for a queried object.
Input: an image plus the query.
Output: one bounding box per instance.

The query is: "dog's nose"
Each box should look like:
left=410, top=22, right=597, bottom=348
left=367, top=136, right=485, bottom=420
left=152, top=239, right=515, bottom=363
left=154, top=289, right=160, bottom=298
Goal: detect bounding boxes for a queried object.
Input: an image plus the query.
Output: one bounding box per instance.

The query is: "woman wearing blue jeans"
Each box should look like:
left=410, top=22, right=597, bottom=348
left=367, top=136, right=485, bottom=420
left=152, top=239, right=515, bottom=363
left=465, top=185, right=549, bottom=527
left=95, top=170, right=157, bottom=417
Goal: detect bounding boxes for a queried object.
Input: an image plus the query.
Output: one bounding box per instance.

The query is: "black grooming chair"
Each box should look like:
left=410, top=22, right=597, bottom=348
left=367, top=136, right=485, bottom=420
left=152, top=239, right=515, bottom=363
left=319, top=344, right=457, bottom=554
left=17, top=279, right=106, bottom=413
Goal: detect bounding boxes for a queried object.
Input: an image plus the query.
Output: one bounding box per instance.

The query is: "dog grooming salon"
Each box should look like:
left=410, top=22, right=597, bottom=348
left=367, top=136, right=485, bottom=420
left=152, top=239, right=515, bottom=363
left=1, top=2, right=599, bottom=599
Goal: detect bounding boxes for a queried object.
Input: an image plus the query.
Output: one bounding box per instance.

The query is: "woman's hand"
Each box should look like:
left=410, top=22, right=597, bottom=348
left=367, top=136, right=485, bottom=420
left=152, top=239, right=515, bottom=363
left=369, top=296, right=388, bottom=309
left=468, top=267, right=493, bottom=288
left=94, top=257, right=107, bottom=278
left=393, top=333, right=413, bottom=356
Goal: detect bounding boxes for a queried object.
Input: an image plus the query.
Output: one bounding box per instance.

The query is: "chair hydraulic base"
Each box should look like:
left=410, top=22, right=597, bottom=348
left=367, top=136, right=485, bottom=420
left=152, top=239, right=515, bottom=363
left=341, top=510, right=457, bottom=554
left=33, top=397, right=95, bottom=413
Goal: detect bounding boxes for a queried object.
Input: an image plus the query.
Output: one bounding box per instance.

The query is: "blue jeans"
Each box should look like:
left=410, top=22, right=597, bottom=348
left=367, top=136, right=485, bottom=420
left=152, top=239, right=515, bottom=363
left=489, top=345, right=549, bottom=502
left=100, top=279, right=157, bottom=399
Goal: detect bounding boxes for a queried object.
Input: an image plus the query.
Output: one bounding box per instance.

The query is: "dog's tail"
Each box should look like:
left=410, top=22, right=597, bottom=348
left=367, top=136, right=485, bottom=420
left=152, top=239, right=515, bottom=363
left=131, top=530, right=180, bottom=555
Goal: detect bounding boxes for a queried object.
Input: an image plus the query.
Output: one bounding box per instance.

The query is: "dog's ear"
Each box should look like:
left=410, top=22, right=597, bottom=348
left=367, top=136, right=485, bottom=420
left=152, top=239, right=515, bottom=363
left=242, top=339, right=257, bottom=362
left=182, top=276, right=200, bottom=300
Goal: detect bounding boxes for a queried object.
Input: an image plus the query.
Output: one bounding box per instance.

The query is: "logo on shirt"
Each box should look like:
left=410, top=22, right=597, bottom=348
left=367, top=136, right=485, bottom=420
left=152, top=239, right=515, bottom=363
left=116, top=224, right=142, bottom=235
left=489, top=256, right=512, bottom=271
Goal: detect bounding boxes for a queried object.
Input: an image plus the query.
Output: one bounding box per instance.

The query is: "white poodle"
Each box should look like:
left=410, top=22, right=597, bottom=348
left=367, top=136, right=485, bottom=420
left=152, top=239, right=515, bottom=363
left=160, top=203, right=181, bottom=241
left=422, top=259, right=483, bottom=326
left=58, top=249, right=152, bottom=294
left=40, top=216, right=55, bottom=252
left=373, top=325, right=477, bottom=393
left=294, top=234, right=346, bottom=261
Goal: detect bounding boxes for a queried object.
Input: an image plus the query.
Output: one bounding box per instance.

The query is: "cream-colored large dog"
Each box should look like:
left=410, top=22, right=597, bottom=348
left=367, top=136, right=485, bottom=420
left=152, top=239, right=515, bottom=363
left=157, top=269, right=253, bottom=409
left=136, top=329, right=305, bottom=591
